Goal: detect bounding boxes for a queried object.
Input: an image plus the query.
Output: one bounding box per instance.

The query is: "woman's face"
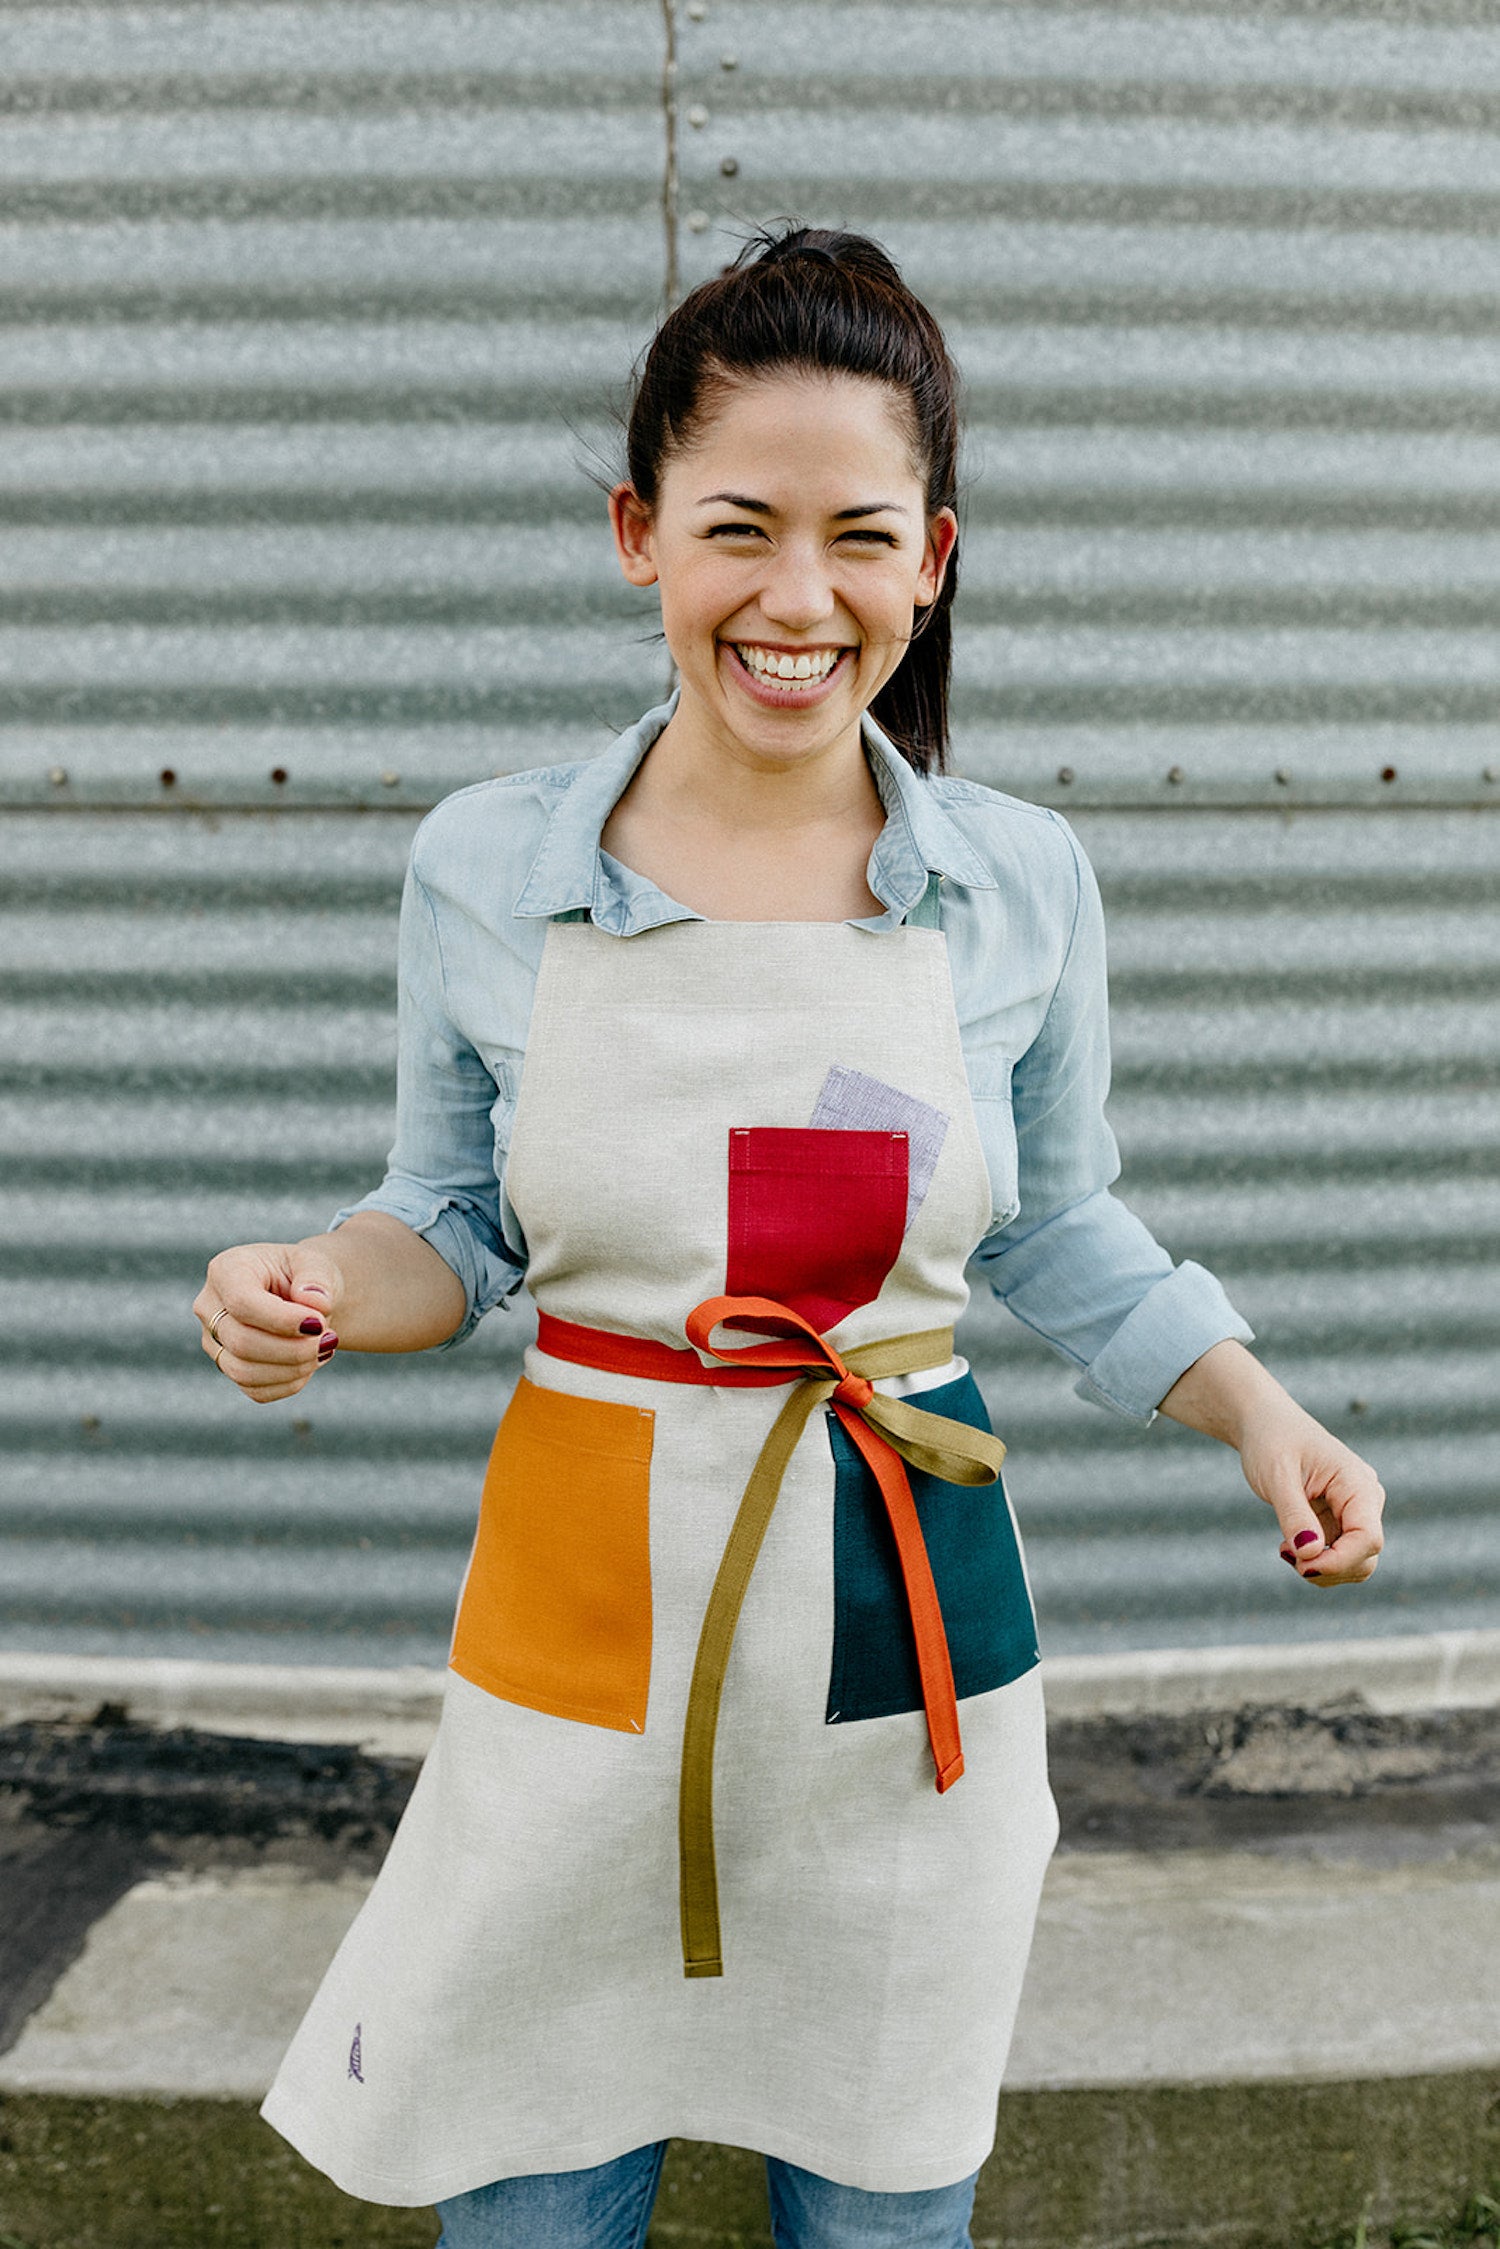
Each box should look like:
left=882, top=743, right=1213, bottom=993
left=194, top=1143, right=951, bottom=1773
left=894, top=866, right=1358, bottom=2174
left=610, top=372, right=957, bottom=773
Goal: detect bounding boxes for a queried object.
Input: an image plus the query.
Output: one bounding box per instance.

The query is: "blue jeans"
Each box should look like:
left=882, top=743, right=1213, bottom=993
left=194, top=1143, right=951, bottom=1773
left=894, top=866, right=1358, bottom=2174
left=434, top=2140, right=979, bottom=2248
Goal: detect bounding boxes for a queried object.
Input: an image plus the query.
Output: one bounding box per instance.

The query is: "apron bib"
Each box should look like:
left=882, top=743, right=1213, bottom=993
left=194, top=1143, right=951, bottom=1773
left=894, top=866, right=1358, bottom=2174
left=261, top=914, right=1060, bottom=2204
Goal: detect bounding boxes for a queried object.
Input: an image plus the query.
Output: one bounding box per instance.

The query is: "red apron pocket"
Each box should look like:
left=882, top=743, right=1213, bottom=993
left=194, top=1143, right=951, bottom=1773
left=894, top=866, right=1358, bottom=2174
left=726, top=1126, right=909, bottom=1333
left=450, top=1378, right=654, bottom=1733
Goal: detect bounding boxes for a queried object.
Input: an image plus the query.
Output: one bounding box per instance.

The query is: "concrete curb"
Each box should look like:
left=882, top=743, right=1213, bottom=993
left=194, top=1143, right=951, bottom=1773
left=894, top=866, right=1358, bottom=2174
left=0, top=1654, right=446, bottom=1758
left=1040, top=1627, right=1500, bottom=1720
left=3, top=1629, right=1499, bottom=1756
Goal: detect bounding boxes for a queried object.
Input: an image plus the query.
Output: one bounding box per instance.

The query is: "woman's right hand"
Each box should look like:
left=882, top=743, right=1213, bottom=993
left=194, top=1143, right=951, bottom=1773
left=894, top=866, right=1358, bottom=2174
left=193, top=1239, right=344, bottom=1404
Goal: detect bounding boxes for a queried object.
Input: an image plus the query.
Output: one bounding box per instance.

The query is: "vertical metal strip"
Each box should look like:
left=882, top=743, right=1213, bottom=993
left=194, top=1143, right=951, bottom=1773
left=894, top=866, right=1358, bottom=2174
left=659, top=0, right=681, bottom=312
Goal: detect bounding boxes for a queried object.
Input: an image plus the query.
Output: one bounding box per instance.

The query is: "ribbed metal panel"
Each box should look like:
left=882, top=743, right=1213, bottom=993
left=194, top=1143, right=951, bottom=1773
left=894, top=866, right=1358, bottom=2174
left=0, top=0, right=672, bottom=811
left=676, top=0, right=1500, bottom=808
left=3, top=1, right=1497, bottom=1664
left=4, top=807, right=1496, bottom=1661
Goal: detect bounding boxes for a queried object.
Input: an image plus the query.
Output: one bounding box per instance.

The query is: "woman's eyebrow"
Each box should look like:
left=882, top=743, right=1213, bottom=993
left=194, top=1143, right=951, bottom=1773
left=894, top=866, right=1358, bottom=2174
left=695, top=491, right=911, bottom=518
left=697, top=491, right=773, bottom=512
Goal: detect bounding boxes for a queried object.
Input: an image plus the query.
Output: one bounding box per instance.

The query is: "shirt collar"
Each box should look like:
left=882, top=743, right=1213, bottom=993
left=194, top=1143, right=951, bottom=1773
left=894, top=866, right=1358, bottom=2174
left=512, top=687, right=995, bottom=934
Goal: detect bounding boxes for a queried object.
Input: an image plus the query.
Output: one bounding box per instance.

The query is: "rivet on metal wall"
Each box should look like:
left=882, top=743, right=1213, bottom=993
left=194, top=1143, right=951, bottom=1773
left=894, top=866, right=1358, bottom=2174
left=48, top=765, right=68, bottom=786
left=721, top=52, right=739, bottom=68
left=380, top=769, right=401, bottom=788
left=270, top=766, right=289, bottom=786
left=686, top=0, right=706, bottom=15
left=81, top=1413, right=100, bottom=1432
left=720, top=155, right=739, bottom=176
left=159, top=767, right=177, bottom=788
left=1274, top=766, right=1291, bottom=785
left=1484, top=766, right=1499, bottom=784
left=687, top=104, right=709, bottom=127
left=1380, top=765, right=1398, bottom=783
left=687, top=210, right=710, bottom=232
left=1166, top=764, right=1184, bottom=784
left=1056, top=766, right=1074, bottom=785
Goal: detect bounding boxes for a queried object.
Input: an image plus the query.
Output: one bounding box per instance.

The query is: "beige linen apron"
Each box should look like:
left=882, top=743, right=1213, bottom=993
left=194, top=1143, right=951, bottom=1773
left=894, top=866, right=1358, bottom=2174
left=260, top=911, right=1060, bottom=2204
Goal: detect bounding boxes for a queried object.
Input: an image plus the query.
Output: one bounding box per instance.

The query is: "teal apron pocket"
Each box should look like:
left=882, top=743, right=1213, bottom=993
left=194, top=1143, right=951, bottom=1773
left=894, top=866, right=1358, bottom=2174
left=825, top=1368, right=1039, bottom=1724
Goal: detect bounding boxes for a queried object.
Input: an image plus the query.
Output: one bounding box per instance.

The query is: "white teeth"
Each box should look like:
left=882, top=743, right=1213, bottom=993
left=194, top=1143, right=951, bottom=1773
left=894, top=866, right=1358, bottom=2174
left=734, top=644, right=841, bottom=686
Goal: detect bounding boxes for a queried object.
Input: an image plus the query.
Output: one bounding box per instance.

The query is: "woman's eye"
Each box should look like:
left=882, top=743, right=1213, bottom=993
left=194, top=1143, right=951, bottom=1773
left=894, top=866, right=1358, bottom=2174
left=703, top=524, right=896, bottom=546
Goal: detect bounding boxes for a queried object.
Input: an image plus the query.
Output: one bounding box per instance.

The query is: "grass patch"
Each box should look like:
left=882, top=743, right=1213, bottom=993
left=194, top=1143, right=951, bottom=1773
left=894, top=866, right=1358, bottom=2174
left=0, top=2086, right=1495, bottom=2249
left=0, top=2094, right=436, bottom=2249
left=1315, top=2190, right=1500, bottom=2249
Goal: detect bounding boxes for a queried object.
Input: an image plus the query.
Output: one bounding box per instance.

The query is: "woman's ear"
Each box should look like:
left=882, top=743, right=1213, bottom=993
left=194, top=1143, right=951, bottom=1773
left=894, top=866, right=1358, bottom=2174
left=917, top=508, right=958, bottom=606
left=609, top=482, right=659, bottom=587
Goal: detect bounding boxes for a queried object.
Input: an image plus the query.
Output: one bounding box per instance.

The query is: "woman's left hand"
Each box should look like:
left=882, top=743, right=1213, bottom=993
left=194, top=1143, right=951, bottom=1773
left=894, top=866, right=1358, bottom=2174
left=1235, top=1397, right=1386, bottom=1585
left=1158, top=1339, right=1385, bottom=1586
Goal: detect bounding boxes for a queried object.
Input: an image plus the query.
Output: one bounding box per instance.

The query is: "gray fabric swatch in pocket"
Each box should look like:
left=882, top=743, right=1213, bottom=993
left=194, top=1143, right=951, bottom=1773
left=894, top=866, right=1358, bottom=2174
left=809, top=1065, right=950, bottom=1229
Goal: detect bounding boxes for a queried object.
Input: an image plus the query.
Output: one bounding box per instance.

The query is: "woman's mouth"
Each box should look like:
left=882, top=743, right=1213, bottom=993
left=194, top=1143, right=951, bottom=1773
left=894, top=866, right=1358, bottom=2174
left=725, top=642, right=851, bottom=703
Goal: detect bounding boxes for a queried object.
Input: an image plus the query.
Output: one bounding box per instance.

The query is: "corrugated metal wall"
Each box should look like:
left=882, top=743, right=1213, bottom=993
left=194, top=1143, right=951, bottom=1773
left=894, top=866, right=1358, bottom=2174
left=4, top=0, right=1497, bottom=1666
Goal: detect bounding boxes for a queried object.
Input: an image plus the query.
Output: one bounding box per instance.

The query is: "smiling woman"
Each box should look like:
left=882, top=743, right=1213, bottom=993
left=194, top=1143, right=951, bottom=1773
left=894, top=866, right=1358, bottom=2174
left=615, top=227, right=963, bottom=778
left=615, top=388, right=947, bottom=738
left=195, top=226, right=1386, bottom=2249
left=601, top=371, right=954, bottom=921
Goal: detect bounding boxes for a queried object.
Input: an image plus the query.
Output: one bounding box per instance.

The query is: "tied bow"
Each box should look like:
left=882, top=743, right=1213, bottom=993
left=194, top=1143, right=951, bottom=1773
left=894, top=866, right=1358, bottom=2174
left=678, top=1293, right=1007, bottom=1978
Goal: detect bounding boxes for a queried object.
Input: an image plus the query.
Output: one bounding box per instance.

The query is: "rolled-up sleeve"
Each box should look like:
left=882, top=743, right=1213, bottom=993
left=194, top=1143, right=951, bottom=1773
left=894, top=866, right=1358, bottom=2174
left=329, top=852, right=526, bottom=1346
left=970, top=820, right=1252, bottom=1421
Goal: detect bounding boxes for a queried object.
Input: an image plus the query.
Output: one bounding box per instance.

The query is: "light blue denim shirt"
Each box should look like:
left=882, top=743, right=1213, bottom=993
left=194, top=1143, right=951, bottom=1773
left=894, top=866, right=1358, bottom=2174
left=333, top=691, right=1251, bottom=1422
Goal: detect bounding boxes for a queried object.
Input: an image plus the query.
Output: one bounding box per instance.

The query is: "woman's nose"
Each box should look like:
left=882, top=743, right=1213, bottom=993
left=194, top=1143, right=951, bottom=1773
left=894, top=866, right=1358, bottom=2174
left=757, top=545, right=836, bottom=630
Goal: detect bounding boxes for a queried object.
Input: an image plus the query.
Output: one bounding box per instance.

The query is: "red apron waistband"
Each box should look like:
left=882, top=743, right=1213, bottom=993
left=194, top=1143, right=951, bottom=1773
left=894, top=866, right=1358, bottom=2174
left=537, top=1308, right=797, bottom=1387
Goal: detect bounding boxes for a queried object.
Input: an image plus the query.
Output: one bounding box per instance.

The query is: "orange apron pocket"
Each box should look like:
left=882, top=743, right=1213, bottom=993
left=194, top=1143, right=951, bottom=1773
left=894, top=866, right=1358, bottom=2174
left=449, top=1378, right=655, bottom=1733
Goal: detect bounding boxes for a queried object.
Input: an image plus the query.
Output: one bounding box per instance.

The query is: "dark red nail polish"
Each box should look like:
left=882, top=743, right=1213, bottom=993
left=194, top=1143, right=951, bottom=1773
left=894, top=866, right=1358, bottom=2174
left=1303, top=1568, right=1322, bottom=1578
left=1280, top=1551, right=1297, bottom=1566
left=299, top=1317, right=324, bottom=1335
left=317, top=1335, right=338, bottom=1358
left=1294, top=1529, right=1319, bottom=1549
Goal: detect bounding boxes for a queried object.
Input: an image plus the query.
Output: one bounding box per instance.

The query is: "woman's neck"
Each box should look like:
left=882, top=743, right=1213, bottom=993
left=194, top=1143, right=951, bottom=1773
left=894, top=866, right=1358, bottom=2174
left=600, top=705, right=890, bottom=922
left=636, top=703, right=883, bottom=831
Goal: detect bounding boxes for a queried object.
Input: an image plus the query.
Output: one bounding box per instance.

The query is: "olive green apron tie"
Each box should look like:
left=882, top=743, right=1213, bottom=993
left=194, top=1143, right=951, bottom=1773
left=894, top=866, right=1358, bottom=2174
left=678, top=1294, right=1007, bottom=1979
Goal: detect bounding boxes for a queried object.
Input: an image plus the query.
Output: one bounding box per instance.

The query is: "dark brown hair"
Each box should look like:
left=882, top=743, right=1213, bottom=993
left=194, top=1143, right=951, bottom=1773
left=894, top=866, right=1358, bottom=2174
left=624, top=226, right=962, bottom=774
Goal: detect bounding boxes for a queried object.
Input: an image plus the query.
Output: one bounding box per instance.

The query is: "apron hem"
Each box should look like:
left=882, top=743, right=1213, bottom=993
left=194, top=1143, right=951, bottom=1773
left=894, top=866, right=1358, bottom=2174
left=257, top=2085, right=999, bottom=2205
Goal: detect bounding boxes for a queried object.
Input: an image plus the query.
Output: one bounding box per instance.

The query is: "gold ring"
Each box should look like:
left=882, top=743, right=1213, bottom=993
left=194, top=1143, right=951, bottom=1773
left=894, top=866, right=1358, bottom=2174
left=209, top=1305, right=230, bottom=1346
left=213, top=1341, right=227, bottom=1370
